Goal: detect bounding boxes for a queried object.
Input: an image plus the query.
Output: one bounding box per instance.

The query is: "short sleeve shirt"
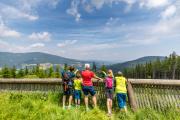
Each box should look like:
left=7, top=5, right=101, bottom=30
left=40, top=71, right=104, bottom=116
left=81, top=70, right=95, bottom=86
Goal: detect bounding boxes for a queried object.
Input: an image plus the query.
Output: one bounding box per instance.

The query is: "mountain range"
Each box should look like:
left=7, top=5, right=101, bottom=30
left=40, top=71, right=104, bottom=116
left=0, top=52, right=88, bottom=68
left=107, top=56, right=165, bottom=72
left=0, top=52, right=165, bottom=71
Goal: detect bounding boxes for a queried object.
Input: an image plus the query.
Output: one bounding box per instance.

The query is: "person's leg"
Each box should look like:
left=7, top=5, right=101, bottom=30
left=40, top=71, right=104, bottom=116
left=78, top=99, right=80, bottom=106
left=82, top=86, right=89, bottom=111
left=68, top=95, right=73, bottom=108
left=107, top=98, right=110, bottom=114
left=62, top=95, right=66, bottom=109
left=89, top=86, right=97, bottom=108
left=74, top=90, right=77, bottom=107
left=68, top=89, right=73, bottom=109
left=92, top=95, right=97, bottom=108
left=109, top=99, right=112, bottom=113
left=122, top=94, right=127, bottom=113
left=117, top=93, right=123, bottom=109
left=77, top=90, right=81, bottom=106
left=106, top=89, right=111, bottom=114
left=84, top=95, right=89, bottom=110
left=109, top=90, right=113, bottom=114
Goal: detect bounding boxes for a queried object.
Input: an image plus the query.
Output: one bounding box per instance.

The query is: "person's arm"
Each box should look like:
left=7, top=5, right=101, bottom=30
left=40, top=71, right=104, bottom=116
left=94, top=75, right=103, bottom=81
left=114, top=78, right=116, bottom=88
left=125, top=77, right=128, bottom=87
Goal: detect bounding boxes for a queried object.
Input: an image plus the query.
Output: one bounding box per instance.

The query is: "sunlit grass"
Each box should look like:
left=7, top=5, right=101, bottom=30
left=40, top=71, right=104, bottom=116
left=0, top=92, right=179, bottom=120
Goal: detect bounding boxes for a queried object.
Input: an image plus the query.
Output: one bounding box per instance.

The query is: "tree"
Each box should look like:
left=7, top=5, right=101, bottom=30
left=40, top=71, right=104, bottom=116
left=54, top=65, right=61, bottom=78
left=64, top=63, right=68, bottom=71
left=25, top=66, right=29, bottom=75
left=100, top=64, right=107, bottom=73
left=2, top=66, right=11, bottom=78
left=17, top=69, right=24, bottom=78
left=11, top=66, right=16, bottom=78
left=48, top=66, right=54, bottom=77
left=92, top=62, right=97, bottom=73
left=35, top=64, right=40, bottom=76
left=39, top=69, right=45, bottom=78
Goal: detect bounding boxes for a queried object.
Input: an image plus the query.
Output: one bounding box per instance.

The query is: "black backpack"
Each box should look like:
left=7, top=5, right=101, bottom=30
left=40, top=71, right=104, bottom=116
left=62, top=72, right=73, bottom=91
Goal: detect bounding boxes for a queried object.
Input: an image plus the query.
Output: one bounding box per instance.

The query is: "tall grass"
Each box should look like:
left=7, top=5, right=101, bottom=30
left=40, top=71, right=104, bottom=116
left=0, top=92, right=179, bottom=120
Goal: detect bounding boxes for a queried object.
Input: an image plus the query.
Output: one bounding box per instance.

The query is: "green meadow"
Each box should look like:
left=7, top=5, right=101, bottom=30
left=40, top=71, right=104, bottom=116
left=0, top=92, right=179, bottom=120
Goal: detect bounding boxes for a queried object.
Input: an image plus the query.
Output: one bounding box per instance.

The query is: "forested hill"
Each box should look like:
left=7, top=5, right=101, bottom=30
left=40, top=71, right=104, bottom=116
left=107, top=56, right=165, bottom=72
left=0, top=52, right=88, bottom=67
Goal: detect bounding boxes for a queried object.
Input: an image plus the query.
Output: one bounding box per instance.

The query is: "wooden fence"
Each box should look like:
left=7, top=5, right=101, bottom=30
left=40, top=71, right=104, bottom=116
left=0, top=78, right=179, bottom=111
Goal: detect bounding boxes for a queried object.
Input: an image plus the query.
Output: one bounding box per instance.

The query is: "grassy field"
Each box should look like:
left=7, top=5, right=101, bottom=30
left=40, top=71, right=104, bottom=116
left=0, top=92, right=179, bottom=120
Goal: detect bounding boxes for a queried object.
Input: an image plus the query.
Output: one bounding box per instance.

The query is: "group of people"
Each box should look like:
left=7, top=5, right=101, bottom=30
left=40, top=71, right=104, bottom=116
left=61, top=63, right=127, bottom=116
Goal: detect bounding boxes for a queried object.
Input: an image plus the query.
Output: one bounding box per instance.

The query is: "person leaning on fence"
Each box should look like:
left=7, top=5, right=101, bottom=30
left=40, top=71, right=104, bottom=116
left=61, top=66, right=75, bottom=109
left=115, top=71, right=127, bottom=113
left=81, top=63, right=102, bottom=111
left=73, top=71, right=82, bottom=108
left=104, top=69, right=114, bottom=116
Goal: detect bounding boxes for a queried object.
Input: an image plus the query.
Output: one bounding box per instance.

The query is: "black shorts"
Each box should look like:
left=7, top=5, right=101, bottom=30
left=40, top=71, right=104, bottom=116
left=63, top=88, right=73, bottom=96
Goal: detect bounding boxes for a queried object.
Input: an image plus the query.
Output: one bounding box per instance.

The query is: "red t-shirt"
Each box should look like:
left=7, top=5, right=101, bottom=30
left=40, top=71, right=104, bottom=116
left=81, top=70, right=95, bottom=86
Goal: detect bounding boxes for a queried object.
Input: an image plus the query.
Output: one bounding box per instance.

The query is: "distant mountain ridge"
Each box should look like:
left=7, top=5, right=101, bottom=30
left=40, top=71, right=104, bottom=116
left=0, top=52, right=88, bottom=68
left=107, top=56, right=165, bottom=72
left=0, top=52, right=165, bottom=71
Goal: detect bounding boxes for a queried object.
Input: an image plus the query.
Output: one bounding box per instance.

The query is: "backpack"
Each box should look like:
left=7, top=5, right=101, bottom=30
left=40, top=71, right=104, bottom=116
left=105, top=77, right=113, bottom=89
left=62, top=71, right=73, bottom=91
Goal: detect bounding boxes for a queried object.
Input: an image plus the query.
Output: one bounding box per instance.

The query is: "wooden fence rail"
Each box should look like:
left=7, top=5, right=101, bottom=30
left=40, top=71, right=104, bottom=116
left=0, top=78, right=179, bottom=111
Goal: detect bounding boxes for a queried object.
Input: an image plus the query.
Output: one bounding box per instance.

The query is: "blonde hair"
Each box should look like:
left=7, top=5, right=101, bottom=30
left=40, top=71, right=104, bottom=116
left=107, top=69, right=113, bottom=77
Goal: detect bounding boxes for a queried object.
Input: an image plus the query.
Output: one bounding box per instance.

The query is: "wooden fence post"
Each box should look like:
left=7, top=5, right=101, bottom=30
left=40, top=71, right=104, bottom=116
left=127, top=81, right=137, bottom=112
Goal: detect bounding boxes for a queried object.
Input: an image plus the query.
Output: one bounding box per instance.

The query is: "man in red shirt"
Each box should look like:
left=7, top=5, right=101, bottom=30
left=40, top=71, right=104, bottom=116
left=81, top=64, right=102, bottom=111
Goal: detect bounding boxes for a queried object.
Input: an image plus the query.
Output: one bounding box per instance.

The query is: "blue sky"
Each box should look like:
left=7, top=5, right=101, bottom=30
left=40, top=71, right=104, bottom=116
left=0, top=0, right=180, bottom=62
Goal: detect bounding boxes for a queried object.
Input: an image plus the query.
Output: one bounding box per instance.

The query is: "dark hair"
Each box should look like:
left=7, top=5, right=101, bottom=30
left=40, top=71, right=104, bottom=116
left=76, top=71, right=81, bottom=78
left=69, top=66, right=75, bottom=72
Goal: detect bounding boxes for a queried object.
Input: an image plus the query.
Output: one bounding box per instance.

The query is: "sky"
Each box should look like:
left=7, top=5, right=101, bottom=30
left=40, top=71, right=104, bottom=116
left=0, top=0, right=180, bottom=62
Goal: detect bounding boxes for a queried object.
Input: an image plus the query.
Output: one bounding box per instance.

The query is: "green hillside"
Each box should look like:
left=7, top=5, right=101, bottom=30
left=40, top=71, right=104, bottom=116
left=0, top=52, right=87, bottom=67
left=108, top=56, right=165, bottom=72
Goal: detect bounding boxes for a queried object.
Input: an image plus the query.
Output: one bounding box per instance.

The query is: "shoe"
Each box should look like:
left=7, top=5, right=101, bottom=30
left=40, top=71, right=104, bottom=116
left=67, top=105, right=71, bottom=109
left=86, top=107, right=90, bottom=112
left=107, top=112, right=112, bottom=117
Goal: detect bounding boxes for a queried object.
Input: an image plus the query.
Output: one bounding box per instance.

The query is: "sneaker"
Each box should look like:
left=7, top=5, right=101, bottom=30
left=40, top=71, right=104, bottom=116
left=67, top=105, right=71, bottom=109
left=107, top=112, right=112, bottom=117
left=86, top=107, right=90, bottom=112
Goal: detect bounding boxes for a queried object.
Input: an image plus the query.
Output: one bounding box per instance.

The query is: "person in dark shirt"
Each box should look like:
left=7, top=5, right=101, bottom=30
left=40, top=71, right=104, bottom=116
left=61, top=66, right=75, bottom=109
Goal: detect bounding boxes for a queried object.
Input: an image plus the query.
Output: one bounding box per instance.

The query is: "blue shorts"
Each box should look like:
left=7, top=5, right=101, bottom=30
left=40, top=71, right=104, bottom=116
left=74, top=90, right=81, bottom=100
left=117, top=93, right=127, bottom=109
left=82, top=86, right=96, bottom=96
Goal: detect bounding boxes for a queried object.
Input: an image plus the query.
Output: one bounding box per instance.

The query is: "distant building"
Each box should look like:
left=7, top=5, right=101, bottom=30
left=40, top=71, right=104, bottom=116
left=22, top=64, right=37, bottom=70
left=39, top=63, right=52, bottom=70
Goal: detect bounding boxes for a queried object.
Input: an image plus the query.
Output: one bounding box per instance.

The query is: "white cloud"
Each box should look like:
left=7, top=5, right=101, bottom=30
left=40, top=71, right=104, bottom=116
left=140, top=0, right=169, bottom=8
left=84, top=4, right=94, bottom=13
left=0, top=3, right=38, bottom=21
left=28, top=32, right=51, bottom=42
left=29, top=43, right=45, bottom=48
left=0, top=18, right=21, bottom=38
left=57, top=40, right=77, bottom=47
left=91, top=0, right=105, bottom=9
left=0, top=40, right=45, bottom=53
left=161, top=5, right=177, bottom=19
left=90, top=0, right=135, bottom=10
left=66, top=0, right=81, bottom=22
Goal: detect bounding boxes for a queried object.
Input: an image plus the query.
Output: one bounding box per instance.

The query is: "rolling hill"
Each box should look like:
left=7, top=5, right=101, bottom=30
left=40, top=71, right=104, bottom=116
left=107, top=56, right=165, bottom=72
left=0, top=52, right=88, bottom=68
